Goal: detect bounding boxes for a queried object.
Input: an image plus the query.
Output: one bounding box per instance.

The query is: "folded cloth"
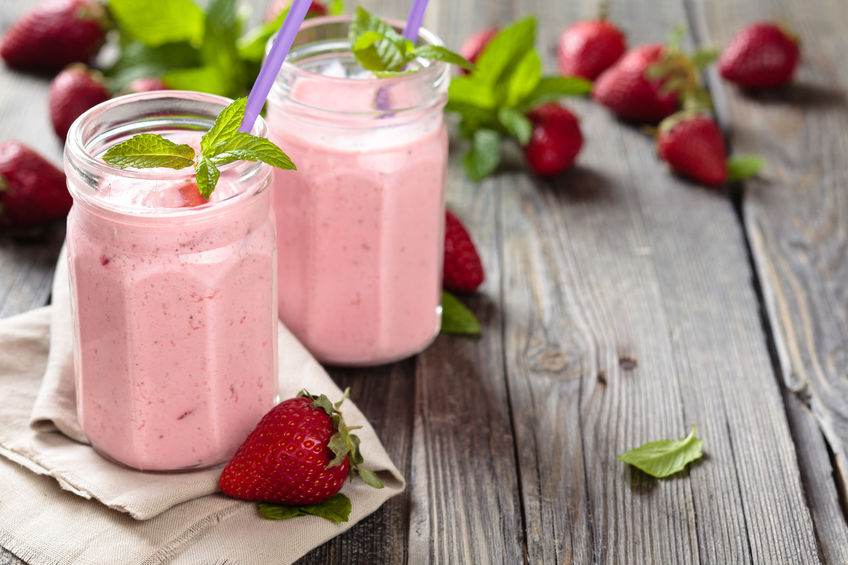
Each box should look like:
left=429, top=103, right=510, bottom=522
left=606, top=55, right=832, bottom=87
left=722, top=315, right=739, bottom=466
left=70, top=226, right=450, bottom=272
left=0, top=247, right=405, bottom=565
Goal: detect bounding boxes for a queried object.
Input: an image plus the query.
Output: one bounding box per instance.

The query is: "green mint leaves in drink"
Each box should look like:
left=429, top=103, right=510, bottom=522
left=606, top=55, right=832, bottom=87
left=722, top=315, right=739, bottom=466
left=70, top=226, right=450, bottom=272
left=349, top=7, right=475, bottom=75
left=617, top=426, right=703, bottom=478
left=445, top=17, right=592, bottom=181
left=102, top=97, right=295, bottom=198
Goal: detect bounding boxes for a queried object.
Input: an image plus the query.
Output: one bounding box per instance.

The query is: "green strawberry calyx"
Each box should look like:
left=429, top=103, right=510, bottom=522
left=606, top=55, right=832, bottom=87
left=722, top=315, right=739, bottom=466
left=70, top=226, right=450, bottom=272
left=645, top=27, right=718, bottom=113
left=297, top=388, right=384, bottom=489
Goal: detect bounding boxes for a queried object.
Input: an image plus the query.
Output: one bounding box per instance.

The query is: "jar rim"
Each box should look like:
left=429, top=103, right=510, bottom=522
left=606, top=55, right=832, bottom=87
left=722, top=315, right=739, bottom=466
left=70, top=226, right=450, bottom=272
left=270, top=15, right=449, bottom=116
left=64, top=91, right=272, bottom=220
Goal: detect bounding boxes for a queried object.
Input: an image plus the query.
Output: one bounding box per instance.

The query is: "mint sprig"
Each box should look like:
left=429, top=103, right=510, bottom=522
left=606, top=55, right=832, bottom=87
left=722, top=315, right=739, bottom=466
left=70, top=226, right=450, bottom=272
left=445, top=17, right=592, bottom=181
left=349, top=7, right=474, bottom=75
left=102, top=97, right=295, bottom=198
left=617, top=426, right=703, bottom=478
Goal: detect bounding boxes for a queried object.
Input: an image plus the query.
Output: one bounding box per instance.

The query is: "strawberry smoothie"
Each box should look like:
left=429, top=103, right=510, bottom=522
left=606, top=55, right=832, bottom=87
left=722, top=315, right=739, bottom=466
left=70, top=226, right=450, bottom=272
left=64, top=93, right=278, bottom=471
left=267, top=17, right=449, bottom=365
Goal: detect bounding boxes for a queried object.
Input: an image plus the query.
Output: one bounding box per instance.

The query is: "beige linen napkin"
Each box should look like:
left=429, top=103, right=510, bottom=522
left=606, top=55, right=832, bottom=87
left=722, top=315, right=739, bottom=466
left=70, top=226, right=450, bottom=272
left=0, top=248, right=405, bottom=565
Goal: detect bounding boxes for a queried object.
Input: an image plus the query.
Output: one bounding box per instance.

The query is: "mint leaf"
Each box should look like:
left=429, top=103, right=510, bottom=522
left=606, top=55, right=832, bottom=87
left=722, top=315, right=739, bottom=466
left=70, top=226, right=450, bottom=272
left=497, top=107, right=532, bottom=145
left=201, top=97, right=248, bottom=155
left=504, top=50, right=542, bottom=106
left=163, top=65, right=232, bottom=97
left=727, top=155, right=764, bottom=182
left=474, top=17, right=536, bottom=86
left=105, top=40, right=200, bottom=90
left=195, top=156, right=220, bottom=199
left=259, top=494, right=352, bottom=523
left=238, top=7, right=288, bottom=63
left=350, top=7, right=473, bottom=73
left=301, top=493, right=352, bottom=522
left=200, top=0, right=244, bottom=98
left=108, top=0, right=205, bottom=47
left=411, top=45, right=475, bottom=72
left=617, top=426, right=703, bottom=478
left=328, top=0, right=345, bottom=15
left=462, top=129, right=501, bottom=181
left=210, top=133, right=296, bottom=170
left=518, top=76, right=593, bottom=111
left=102, top=134, right=196, bottom=169
left=441, top=291, right=481, bottom=335
left=448, top=75, right=498, bottom=111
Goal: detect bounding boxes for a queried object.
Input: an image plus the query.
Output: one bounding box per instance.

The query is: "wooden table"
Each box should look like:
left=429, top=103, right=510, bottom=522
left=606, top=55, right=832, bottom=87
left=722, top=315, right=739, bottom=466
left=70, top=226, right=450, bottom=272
left=2, top=0, right=848, bottom=563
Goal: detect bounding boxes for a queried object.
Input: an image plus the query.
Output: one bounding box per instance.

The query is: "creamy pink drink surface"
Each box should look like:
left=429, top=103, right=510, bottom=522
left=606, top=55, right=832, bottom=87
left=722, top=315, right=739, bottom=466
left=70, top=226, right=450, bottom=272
left=269, top=71, right=447, bottom=365
left=67, top=132, right=277, bottom=471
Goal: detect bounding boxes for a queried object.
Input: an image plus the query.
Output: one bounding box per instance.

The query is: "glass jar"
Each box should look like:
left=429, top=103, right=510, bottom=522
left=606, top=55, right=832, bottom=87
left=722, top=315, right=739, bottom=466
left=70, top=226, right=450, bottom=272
left=64, top=91, right=278, bottom=471
left=267, top=15, right=449, bottom=366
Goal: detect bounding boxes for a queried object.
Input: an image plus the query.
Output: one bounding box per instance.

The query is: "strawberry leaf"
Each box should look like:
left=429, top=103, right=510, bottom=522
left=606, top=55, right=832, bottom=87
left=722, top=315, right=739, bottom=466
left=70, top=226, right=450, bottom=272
left=497, top=107, right=533, bottom=145
left=441, top=291, right=481, bottom=336
left=258, top=493, right=352, bottom=523
left=617, top=426, right=703, bottom=478
left=462, top=129, right=501, bottom=181
left=357, top=467, right=384, bottom=489
left=727, top=155, right=765, bottom=182
left=327, top=429, right=352, bottom=468
left=102, top=134, right=196, bottom=169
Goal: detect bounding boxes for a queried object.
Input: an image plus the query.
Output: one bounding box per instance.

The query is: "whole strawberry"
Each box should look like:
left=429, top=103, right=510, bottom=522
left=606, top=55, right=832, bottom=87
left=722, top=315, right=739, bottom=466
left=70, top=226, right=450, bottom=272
left=558, top=19, right=626, bottom=80
left=0, top=142, right=70, bottom=228
left=657, top=113, right=727, bottom=186
left=719, top=22, right=800, bottom=89
left=219, top=390, right=383, bottom=506
left=48, top=65, right=110, bottom=142
left=443, top=210, right=484, bottom=293
left=0, top=0, right=108, bottom=71
left=523, top=103, right=583, bottom=176
left=593, top=44, right=679, bottom=123
left=264, top=0, right=327, bottom=22
left=459, top=27, right=499, bottom=72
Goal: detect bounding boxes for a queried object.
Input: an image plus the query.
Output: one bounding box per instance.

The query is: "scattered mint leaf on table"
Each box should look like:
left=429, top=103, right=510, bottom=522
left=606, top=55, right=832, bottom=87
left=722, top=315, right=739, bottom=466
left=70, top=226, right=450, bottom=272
left=445, top=17, right=592, bottom=181
left=617, top=426, right=703, bottom=478
left=349, top=7, right=474, bottom=74
left=441, top=291, right=481, bottom=336
left=259, top=493, right=352, bottom=523
left=102, top=97, right=295, bottom=198
left=727, top=155, right=765, bottom=182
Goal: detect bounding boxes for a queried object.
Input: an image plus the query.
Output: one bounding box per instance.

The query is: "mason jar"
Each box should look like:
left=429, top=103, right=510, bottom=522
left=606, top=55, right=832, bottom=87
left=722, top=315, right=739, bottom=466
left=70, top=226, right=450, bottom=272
left=267, top=15, right=449, bottom=366
left=64, top=91, right=278, bottom=471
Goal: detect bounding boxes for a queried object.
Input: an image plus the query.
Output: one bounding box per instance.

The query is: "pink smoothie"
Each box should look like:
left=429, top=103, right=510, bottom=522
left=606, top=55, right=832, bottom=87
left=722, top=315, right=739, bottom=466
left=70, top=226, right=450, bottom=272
left=66, top=133, right=277, bottom=471
left=268, top=73, right=447, bottom=365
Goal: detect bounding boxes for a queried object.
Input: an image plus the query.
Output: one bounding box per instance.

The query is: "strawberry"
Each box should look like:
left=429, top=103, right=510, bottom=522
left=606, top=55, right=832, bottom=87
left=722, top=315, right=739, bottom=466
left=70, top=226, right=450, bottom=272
left=0, top=0, right=108, bottom=72
left=176, top=181, right=207, bottom=208
left=657, top=113, right=727, bottom=186
left=443, top=210, right=484, bottom=293
left=48, top=65, right=110, bottom=142
left=219, top=390, right=382, bottom=506
left=125, top=77, right=169, bottom=93
left=719, top=22, right=800, bottom=89
left=523, top=103, right=583, bottom=176
left=264, top=0, right=327, bottom=23
left=458, top=28, right=499, bottom=73
left=592, top=44, right=680, bottom=123
left=557, top=19, right=626, bottom=80
left=0, top=142, right=71, bottom=228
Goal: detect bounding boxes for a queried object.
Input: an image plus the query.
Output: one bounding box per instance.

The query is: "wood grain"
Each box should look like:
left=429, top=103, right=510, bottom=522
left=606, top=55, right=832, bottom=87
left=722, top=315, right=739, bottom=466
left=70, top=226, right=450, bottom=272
left=689, top=0, right=848, bottom=558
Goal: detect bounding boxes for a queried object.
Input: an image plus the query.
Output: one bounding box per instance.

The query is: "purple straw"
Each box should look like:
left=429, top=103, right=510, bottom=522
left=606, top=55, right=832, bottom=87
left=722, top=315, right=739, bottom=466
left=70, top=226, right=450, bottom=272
left=239, top=0, right=313, bottom=133
left=401, top=0, right=430, bottom=41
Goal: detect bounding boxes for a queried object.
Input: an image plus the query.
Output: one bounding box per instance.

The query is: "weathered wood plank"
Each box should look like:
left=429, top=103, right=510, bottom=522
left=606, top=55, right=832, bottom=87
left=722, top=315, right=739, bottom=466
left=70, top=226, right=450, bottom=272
left=493, top=0, right=821, bottom=562
left=688, top=0, right=848, bottom=558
